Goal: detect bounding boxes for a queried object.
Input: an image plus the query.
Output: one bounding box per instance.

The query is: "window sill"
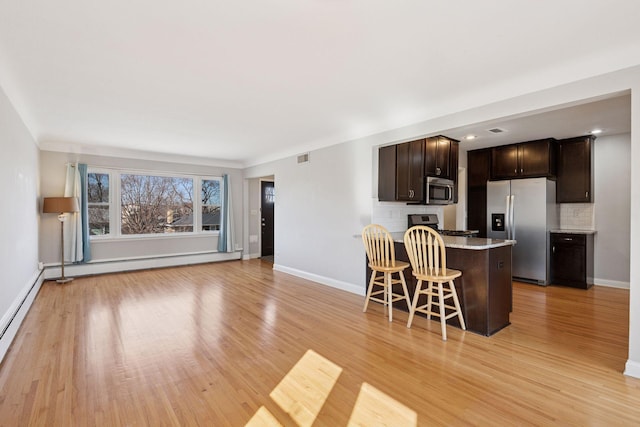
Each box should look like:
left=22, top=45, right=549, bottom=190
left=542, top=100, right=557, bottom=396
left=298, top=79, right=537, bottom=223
left=90, top=232, right=220, bottom=243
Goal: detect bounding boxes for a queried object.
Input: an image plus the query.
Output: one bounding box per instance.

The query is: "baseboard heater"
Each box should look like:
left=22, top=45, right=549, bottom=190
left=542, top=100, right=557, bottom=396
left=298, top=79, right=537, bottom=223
left=43, top=250, right=242, bottom=280
left=0, top=270, right=43, bottom=341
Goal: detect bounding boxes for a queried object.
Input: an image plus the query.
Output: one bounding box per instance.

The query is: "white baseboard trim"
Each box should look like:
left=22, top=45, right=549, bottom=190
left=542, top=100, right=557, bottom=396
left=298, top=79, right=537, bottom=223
left=1, top=269, right=45, bottom=363
left=242, top=253, right=261, bottom=260
left=594, top=278, right=630, bottom=289
left=624, top=359, right=640, bottom=379
left=43, top=251, right=241, bottom=279
left=273, top=264, right=364, bottom=296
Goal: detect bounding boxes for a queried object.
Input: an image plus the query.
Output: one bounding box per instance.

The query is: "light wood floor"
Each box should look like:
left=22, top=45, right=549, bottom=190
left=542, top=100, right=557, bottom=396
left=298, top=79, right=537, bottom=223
left=1, top=260, right=639, bottom=426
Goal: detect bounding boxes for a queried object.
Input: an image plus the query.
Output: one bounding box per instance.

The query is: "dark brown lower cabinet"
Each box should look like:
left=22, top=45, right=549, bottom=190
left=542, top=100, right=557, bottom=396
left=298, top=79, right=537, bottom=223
left=550, top=232, right=594, bottom=289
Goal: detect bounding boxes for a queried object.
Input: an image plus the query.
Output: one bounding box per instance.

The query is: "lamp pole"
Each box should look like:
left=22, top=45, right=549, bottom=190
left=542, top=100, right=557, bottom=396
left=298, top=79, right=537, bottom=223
left=58, top=213, right=73, bottom=283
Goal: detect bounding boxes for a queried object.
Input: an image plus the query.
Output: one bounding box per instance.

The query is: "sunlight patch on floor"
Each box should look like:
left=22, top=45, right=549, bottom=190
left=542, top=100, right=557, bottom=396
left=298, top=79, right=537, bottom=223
left=348, top=382, right=417, bottom=426
left=269, top=349, right=342, bottom=427
left=247, top=349, right=417, bottom=426
left=245, top=406, right=282, bottom=427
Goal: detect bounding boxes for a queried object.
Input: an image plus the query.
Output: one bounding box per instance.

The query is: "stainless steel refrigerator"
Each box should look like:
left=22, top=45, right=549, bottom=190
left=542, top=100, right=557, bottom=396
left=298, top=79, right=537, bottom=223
left=486, top=177, right=558, bottom=285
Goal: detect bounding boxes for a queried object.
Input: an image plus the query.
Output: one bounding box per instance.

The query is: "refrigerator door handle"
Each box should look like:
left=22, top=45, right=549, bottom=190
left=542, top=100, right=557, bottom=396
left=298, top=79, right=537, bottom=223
left=505, top=195, right=511, bottom=239
left=510, top=194, right=516, bottom=240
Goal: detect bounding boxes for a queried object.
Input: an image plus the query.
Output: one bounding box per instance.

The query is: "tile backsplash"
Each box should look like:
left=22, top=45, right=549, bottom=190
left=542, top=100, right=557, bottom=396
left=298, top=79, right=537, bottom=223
left=371, top=200, right=443, bottom=232
left=559, top=203, right=594, bottom=230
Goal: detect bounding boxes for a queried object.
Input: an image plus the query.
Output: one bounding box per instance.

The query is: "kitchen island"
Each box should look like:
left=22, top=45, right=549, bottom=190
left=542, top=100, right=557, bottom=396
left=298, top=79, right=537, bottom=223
left=367, top=234, right=515, bottom=336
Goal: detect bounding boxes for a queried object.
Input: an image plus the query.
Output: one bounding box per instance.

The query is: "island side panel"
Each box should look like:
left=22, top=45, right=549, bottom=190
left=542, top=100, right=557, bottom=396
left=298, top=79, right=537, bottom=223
left=441, top=244, right=512, bottom=336
left=488, top=245, right=513, bottom=334
left=446, top=247, right=491, bottom=335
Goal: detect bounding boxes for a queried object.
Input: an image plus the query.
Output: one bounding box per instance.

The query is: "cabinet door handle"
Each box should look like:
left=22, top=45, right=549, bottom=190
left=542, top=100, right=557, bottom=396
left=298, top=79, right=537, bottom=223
left=514, top=169, right=517, bottom=174
left=520, top=168, right=523, bottom=173
left=552, top=246, right=555, bottom=254
left=436, top=167, right=441, bottom=176
left=586, top=191, right=589, bottom=199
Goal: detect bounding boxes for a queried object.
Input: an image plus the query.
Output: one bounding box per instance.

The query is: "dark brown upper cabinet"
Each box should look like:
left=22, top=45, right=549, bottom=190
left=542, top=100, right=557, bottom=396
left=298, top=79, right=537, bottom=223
left=377, top=139, right=425, bottom=202
left=450, top=139, right=460, bottom=203
left=491, top=138, right=557, bottom=180
left=396, top=139, right=425, bottom=201
left=556, top=136, right=594, bottom=203
left=425, top=135, right=458, bottom=180
left=378, top=144, right=397, bottom=202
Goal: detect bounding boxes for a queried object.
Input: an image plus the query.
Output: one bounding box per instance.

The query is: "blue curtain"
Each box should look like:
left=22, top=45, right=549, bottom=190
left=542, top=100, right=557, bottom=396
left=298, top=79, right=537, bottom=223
left=217, top=174, right=235, bottom=253
left=78, top=163, right=92, bottom=262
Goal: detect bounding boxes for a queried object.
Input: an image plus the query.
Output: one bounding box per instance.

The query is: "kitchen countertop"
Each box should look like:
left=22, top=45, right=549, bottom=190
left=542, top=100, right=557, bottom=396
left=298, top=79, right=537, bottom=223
left=550, top=229, right=597, bottom=235
left=389, top=232, right=515, bottom=250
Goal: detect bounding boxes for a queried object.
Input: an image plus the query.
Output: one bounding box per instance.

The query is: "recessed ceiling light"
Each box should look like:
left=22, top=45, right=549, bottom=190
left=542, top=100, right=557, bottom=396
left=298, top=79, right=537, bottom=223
left=591, top=129, right=603, bottom=134
left=464, top=135, right=477, bottom=140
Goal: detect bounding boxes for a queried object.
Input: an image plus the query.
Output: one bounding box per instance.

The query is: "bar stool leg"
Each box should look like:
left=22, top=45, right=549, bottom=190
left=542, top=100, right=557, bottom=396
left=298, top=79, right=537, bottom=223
left=438, top=282, right=447, bottom=341
left=398, top=271, right=411, bottom=309
left=407, top=279, right=422, bottom=328
left=426, top=281, right=433, bottom=320
left=363, top=272, right=376, bottom=313
left=450, top=280, right=466, bottom=330
left=384, top=273, right=393, bottom=322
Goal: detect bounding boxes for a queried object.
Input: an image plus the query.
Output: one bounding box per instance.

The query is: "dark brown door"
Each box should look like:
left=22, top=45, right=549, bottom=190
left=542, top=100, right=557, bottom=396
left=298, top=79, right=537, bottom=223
left=261, top=181, right=275, bottom=257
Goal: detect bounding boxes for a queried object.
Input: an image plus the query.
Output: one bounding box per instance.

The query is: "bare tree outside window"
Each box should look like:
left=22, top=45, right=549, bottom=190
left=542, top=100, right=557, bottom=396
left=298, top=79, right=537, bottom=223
left=120, top=174, right=194, bottom=234
left=201, top=179, right=221, bottom=231
left=87, top=172, right=110, bottom=235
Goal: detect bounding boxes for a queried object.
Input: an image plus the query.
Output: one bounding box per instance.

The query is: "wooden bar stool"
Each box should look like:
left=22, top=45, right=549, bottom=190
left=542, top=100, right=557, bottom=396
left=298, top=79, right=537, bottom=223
left=362, top=224, right=411, bottom=322
left=403, top=225, right=466, bottom=340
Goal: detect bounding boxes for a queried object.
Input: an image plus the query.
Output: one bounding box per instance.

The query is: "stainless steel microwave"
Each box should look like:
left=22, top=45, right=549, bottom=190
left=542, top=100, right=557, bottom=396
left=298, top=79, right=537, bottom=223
left=425, top=177, right=454, bottom=205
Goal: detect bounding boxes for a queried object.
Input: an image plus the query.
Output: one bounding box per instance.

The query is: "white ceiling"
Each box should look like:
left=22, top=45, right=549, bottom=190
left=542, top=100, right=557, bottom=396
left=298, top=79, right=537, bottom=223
left=1, top=1, right=639, bottom=166
left=448, top=93, right=631, bottom=151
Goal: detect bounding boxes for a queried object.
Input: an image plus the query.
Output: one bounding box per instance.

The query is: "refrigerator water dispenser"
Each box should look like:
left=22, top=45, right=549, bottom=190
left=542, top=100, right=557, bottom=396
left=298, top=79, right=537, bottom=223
left=491, top=213, right=505, bottom=231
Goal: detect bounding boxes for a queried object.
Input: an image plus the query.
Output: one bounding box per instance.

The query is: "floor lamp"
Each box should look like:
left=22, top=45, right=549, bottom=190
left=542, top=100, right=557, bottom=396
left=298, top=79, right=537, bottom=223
left=43, top=197, right=79, bottom=284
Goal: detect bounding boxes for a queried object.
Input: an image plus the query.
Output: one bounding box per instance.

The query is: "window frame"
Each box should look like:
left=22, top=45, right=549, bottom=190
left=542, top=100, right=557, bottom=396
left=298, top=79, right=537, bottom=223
left=87, top=167, right=223, bottom=240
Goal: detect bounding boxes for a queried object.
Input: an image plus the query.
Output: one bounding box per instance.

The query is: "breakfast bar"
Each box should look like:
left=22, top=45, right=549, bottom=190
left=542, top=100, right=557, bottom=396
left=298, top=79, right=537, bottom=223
left=367, top=234, right=515, bottom=336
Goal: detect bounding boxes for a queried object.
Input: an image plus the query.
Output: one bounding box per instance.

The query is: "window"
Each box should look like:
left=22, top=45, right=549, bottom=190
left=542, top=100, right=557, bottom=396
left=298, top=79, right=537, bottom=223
left=87, top=172, right=110, bottom=235
left=120, top=174, right=194, bottom=235
left=201, top=179, right=221, bottom=231
left=87, top=168, right=223, bottom=238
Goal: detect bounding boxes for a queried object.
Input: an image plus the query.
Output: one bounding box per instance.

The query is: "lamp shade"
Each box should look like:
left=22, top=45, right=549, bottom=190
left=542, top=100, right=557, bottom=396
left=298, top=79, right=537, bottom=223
left=43, top=197, right=79, bottom=214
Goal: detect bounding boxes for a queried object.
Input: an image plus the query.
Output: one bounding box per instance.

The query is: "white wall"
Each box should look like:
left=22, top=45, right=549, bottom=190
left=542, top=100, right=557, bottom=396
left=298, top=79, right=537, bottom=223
left=39, top=150, right=244, bottom=268
left=0, top=84, right=41, bottom=360
left=593, top=134, right=631, bottom=286
left=245, top=140, right=372, bottom=294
